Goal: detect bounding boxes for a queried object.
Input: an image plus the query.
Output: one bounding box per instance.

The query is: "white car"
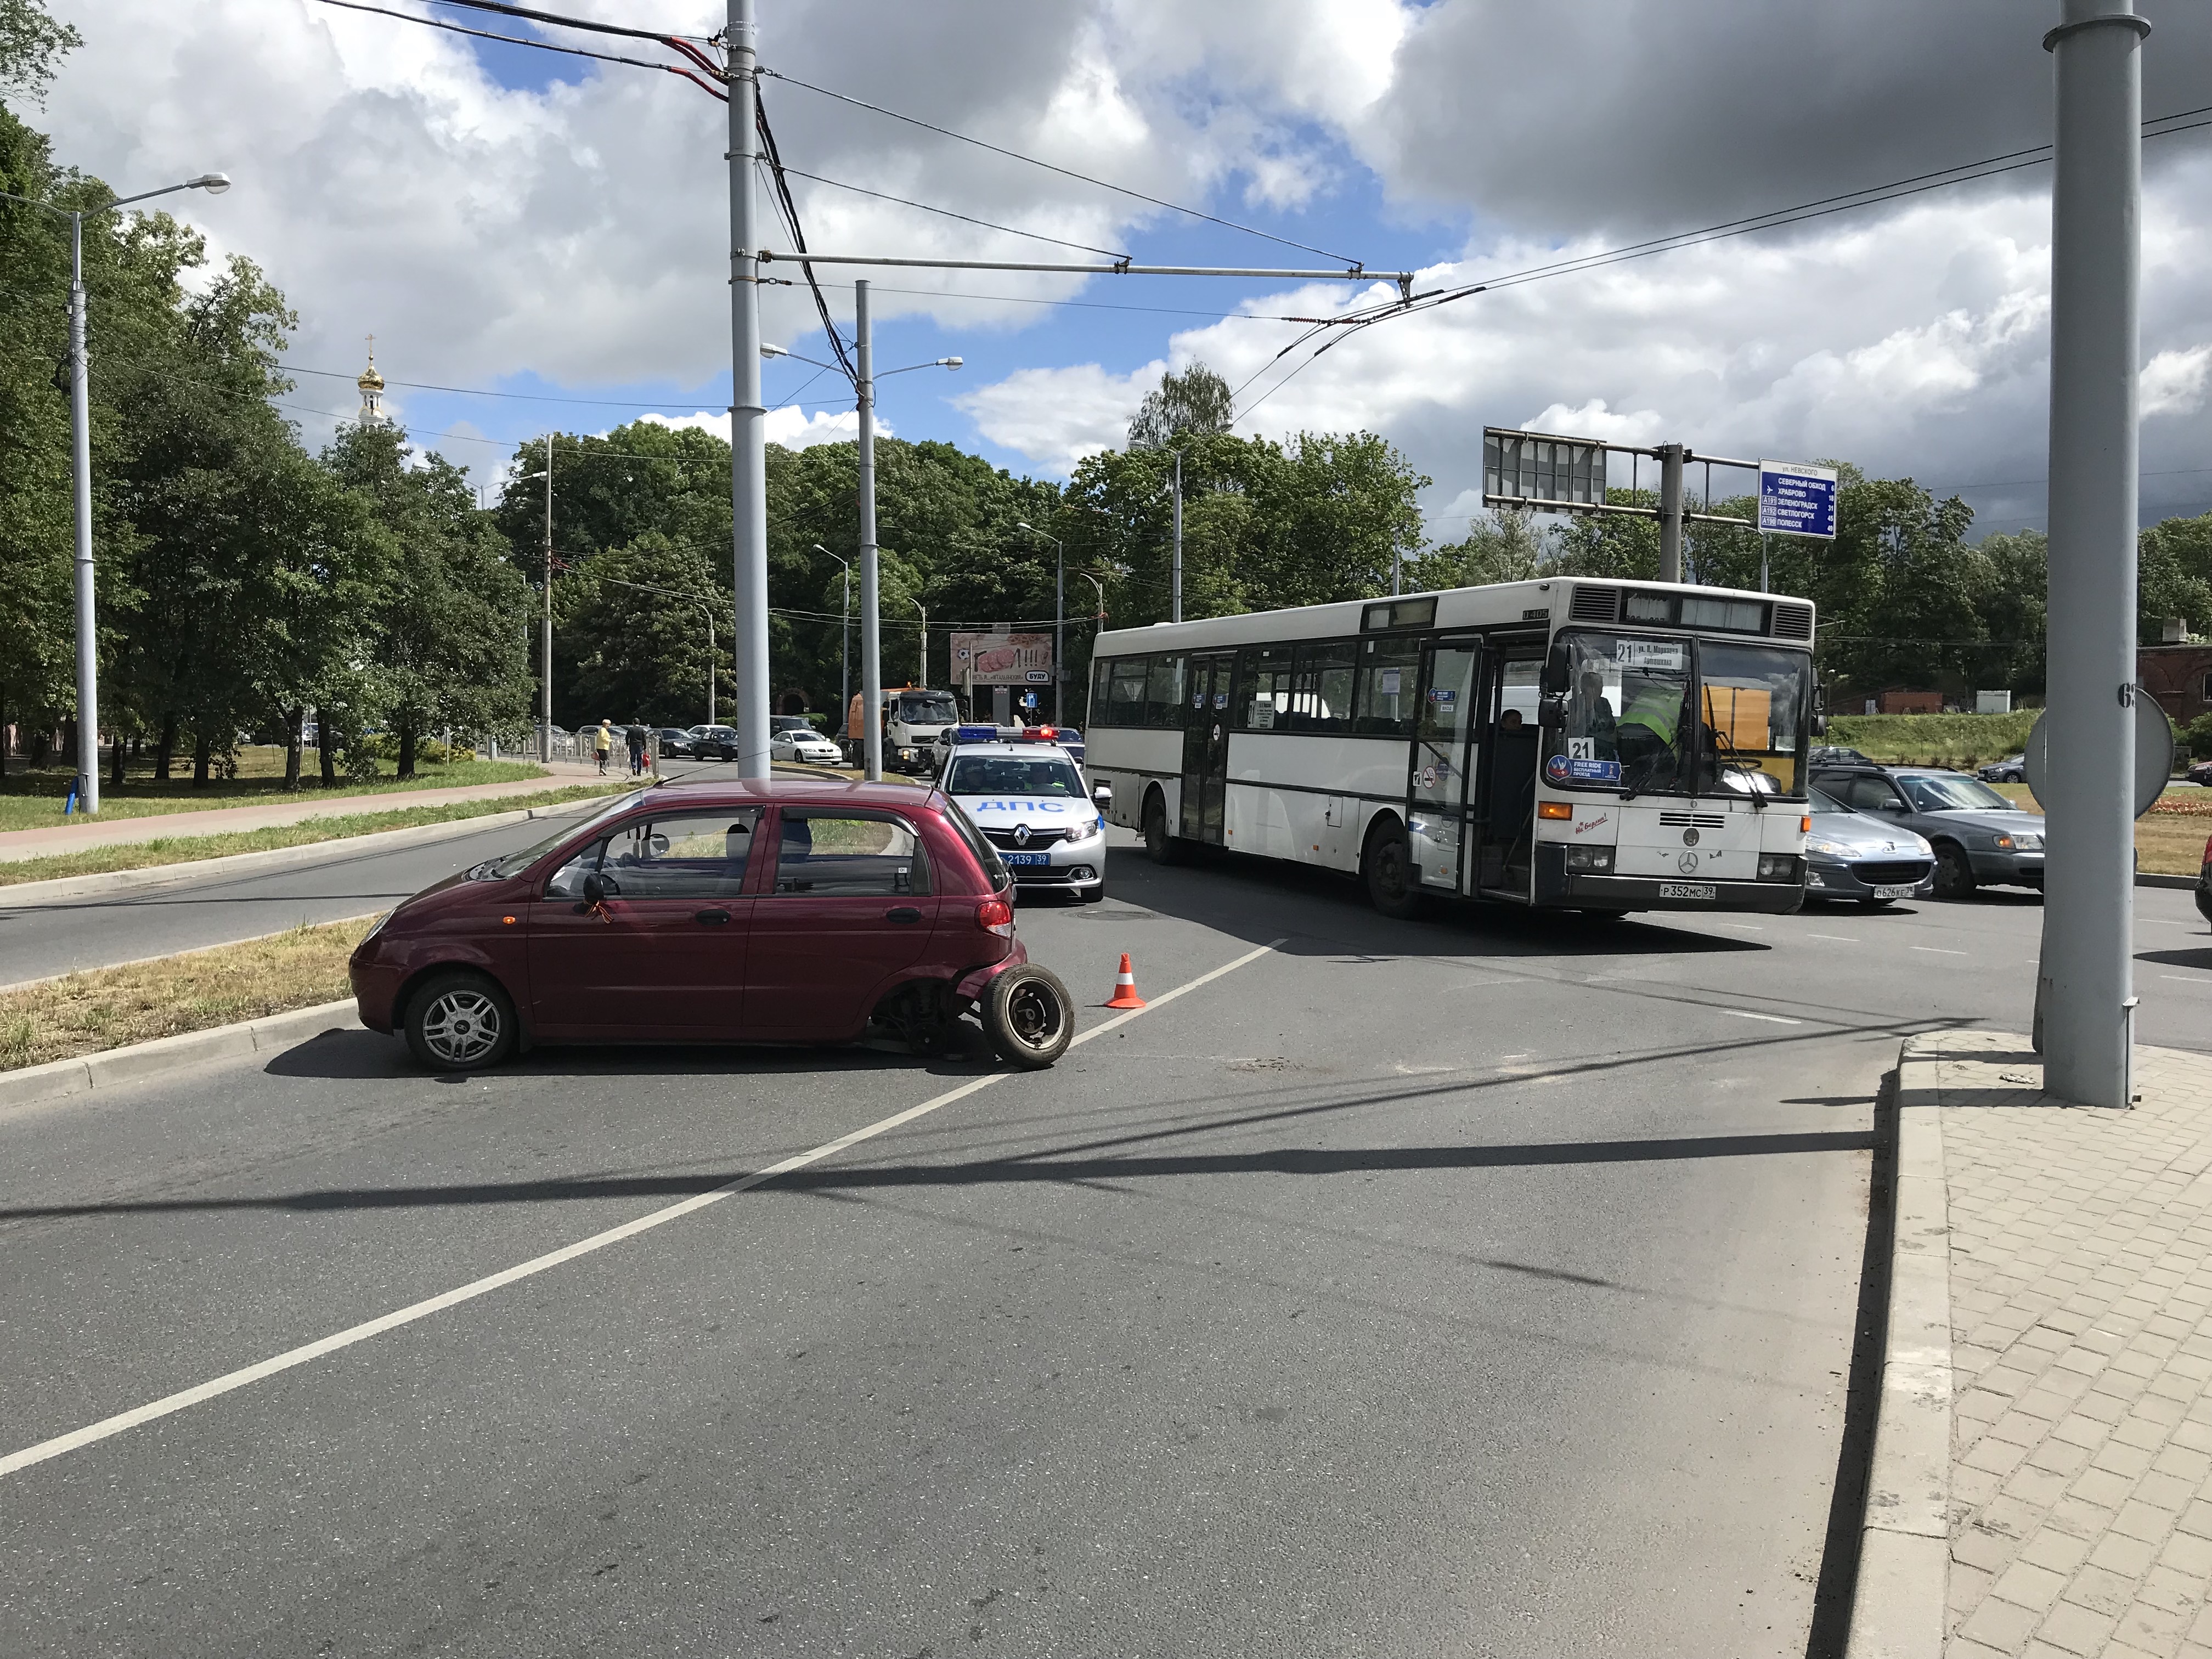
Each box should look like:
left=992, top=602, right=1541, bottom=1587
left=770, top=726, right=845, bottom=766
left=940, top=728, right=1108, bottom=901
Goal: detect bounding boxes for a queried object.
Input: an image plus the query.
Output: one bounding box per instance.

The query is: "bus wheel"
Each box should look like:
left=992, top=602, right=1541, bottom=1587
left=1363, top=819, right=1429, bottom=920
left=1143, top=791, right=1183, bottom=866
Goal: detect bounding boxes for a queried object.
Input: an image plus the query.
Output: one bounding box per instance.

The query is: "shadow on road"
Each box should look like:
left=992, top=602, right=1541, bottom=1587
left=264, top=1026, right=1000, bottom=1084
left=2138, top=946, right=2212, bottom=972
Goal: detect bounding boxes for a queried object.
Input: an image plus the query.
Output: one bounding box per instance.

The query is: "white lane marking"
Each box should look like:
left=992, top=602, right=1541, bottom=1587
left=2161, top=975, right=2204, bottom=984
left=1718, top=1009, right=1804, bottom=1025
left=2142, top=918, right=2190, bottom=928
left=1706, top=922, right=1763, bottom=932
left=0, top=938, right=1287, bottom=1482
left=1910, top=946, right=1968, bottom=956
left=1805, top=934, right=1859, bottom=943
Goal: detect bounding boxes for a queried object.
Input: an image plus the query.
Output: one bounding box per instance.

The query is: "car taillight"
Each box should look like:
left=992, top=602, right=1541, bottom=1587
left=976, top=896, right=1015, bottom=936
left=2202, top=834, right=2212, bottom=867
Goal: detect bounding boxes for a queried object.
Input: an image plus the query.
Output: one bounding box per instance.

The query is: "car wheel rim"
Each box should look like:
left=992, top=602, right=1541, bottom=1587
left=422, top=989, right=500, bottom=1064
left=1004, top=981, right=1064, bottom=1051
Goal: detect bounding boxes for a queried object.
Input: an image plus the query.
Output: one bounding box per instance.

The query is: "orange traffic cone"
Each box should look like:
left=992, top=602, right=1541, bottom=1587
left=1105, top=952, right=1147, bottom=1009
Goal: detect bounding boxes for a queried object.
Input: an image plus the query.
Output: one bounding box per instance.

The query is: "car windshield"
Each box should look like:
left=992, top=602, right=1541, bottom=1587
left=946, top=756, right=1086, bottom=798
left=897, top=693, right=959, bottom=725
left=475, top=793, right=641, bottom=879
left=1899, top=774, right=2013, bottom=812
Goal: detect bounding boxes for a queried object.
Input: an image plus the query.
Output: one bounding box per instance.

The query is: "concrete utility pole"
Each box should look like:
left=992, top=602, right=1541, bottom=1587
left=727, top=0, right=770, bottom=778
left=1171, top=450, right=1184, bottom=624
left=1657, top=442, right=1686, bottom=585
left=67, top=212, right=95, bottom=812
left=2037, top=0, right=2149, bottom=1108
left=856, top=279, right=883, bottom=781
left=540, top=435, right=553, bottom=762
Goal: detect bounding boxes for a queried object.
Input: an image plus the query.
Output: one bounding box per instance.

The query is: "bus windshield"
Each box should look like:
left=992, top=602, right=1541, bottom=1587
left=1545, top=631, right=1812, bottom=798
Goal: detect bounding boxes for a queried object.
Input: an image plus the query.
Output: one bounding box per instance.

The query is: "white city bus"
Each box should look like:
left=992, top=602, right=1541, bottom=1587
left=1084, top=577, right=1818, bottom=918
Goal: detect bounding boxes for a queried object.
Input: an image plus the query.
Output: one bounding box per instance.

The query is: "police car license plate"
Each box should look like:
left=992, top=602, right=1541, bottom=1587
left=1874, top=883, right=1917, bottom=900
left=1002, top=852, right=1051, bottom=867
left=1658, top=882, right=1717, bottom=901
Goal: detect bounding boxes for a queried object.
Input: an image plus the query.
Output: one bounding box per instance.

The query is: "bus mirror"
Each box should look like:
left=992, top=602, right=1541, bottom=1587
left=1537, top=693, right=1567, bottom=730
left=1541, top=659, right=1568, bottom=695
left=1811, top=713, right=1828, bottom=736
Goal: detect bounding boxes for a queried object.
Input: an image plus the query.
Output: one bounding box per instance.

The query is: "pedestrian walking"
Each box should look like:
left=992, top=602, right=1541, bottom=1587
left=625, top=721, right=646, bottom=777
left=592, top=719, right=613, bottom=776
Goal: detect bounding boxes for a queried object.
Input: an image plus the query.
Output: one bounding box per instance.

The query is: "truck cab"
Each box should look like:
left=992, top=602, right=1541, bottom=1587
left=846, top=685, right=963, bottom=774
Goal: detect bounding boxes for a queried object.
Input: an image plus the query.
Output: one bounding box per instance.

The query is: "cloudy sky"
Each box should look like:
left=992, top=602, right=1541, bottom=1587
left=40, top=0, right=2212, bottom=539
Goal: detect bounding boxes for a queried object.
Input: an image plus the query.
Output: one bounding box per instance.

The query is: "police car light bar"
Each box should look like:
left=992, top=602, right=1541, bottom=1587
left=952, top=725, right=999, bottom=743
left=1016, top=726, right=1058, bottom=741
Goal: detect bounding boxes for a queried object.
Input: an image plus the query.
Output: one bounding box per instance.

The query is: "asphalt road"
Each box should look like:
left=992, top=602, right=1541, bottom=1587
left=2, top=835, right=2208, bottom=1655
left=0, top=760, right=730, bottom=986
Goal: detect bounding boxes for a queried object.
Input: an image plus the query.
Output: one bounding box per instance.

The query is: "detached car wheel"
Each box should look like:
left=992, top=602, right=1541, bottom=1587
left=404, top=970, right=517, bottom=1073
left=982, top=964, right=1074, bottom=1069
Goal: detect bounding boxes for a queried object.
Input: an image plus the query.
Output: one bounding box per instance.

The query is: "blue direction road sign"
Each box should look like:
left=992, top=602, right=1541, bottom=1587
left=1758, top=460, right=1839, bottom=539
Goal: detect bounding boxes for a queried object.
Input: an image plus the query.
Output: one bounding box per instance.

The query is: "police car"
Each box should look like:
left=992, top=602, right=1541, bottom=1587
left=938, top=726, right=1108, bottom=901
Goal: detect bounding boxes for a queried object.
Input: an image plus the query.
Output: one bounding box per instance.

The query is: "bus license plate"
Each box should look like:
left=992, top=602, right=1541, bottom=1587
left=1874, top=883, right=1917, bottom=900
left=1003, top=852, right=1051, bottom=867
left=1658, top=882, right=1717, bottom=901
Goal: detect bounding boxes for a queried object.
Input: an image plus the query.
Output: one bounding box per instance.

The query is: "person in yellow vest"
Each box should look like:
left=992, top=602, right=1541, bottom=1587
left=592, top=719, right=613, bottom=775
left=1618, top=679, right=1686, bottom=784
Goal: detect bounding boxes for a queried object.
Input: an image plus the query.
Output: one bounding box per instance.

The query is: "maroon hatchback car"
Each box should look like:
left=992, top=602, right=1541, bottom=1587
left=349, top=778, right=1074, bottom=1072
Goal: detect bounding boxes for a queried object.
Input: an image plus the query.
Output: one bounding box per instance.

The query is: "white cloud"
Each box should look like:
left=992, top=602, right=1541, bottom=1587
left=953, top=360, right=1164, bottom=476
left=2143, top=346, right=2212, bottom=420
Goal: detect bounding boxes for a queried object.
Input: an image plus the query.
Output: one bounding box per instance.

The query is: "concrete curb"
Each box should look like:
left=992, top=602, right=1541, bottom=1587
left=2136, top=871, right=2198, bottom=891
left=0, top=792, right=621, bottom=909
left=1844, top=1040, right=1951, bottom=1659
left=0, top=998, right=364, bottom=1123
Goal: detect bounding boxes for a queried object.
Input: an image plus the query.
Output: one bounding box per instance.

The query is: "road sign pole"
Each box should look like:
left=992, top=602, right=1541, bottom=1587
left=1171, top=450, right=1183, bottom=624
left=2037, top=0, right=2148, bottom=1108
left=857, top=279, right=883, bottom=782
left=727, top=0, right=770, bottom=778
left=1658, top=442, right=1685, bottom=584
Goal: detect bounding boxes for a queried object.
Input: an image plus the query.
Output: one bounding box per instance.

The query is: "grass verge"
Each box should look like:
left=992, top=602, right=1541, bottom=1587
left=0, top=917, right=375, bottom=1071
left=0, top=755, right=552, bottom=833
left=0, top=781, right=638, bottom=888
left=1826, top=711, right=2040, bottom=768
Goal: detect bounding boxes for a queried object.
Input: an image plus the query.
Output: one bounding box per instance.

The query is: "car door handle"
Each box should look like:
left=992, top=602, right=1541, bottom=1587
left=885, top=907, right=923, bottom=924
left=695, top=909, right=732, bottom=926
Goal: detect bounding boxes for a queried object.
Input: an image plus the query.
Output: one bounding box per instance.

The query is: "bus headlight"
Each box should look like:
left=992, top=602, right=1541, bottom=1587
left=1757, top=854, right=1802, bottom=882
left=1564, top=845, right=1614, bottom=873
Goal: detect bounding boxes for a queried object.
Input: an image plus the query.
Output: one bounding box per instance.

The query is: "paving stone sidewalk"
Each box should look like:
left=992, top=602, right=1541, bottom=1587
left=1921, top=1030, right=2212, bottom=1659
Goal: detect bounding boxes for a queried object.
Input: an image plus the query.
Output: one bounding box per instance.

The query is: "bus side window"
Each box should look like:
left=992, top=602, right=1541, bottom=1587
left=1291, top=642, right=1355, bottom=734
left=1091, top=657, right=1113, bottom=721
left=1237, top=645, right=1293, bottom=730
left=1353, top=637, right=1421, bottom=736
left=1107, top=658, right=1148, bottom=726
left=1144, top=654, right=1184, bottom=727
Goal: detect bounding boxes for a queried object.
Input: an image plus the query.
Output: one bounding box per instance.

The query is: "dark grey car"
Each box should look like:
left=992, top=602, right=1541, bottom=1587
left=1810, top=766, right=2045, bottom=898
left=1804, top=787, right=1936, bottom=905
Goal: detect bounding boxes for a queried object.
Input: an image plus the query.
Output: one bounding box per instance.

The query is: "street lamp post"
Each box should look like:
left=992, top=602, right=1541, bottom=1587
left=912, top=596, right=927, bottom=689
left=519, top=441, right=556, bottom=759
left=1, top=171, right=230, bottom=813
left=1015, top=522, right=1065, bottom=724
left=1077, top=569, right=1108, bottom=728
left=761, top=330, right=956, bottom=782
left=814, top=543, right=850, bottom=732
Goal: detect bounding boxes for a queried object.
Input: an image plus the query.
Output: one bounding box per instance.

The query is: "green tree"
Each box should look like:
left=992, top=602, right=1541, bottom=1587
left=2139, top=512, right=2212, bottom=645
left=329, top=424, right=533, bottom=777
left=1405, top=509, right=1545, bottom=590
left=1126, top=360, right=1234, bottom=450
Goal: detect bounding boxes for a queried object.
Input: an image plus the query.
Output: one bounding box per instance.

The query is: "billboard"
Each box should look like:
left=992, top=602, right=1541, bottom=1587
left=950, top=630, right=1054, bottom=687
left=1482, top=428, right=1608, bottom=510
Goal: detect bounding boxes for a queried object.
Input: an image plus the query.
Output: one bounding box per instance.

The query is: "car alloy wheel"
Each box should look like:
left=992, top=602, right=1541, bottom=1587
left=1932, top=842, right=1977, bottom=900
left=404, top=970, right=517, bottom=1073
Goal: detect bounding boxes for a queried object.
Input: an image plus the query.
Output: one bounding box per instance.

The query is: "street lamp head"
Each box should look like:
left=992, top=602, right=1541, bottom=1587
left=1015, top=522, right=1033, bottom=533
left=938, top=357, right=963, bottom=369
left=187, top=173, right=231, bottom=195
left=760, top=343, right=789, bottom=358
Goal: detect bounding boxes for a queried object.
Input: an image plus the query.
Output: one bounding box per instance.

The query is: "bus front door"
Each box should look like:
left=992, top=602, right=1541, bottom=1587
left=1180, top=654, right=1234, bottom=843
left=1472, top=646, right=1548, bottom=896
left=1409, top=640, right=1479, bottom=895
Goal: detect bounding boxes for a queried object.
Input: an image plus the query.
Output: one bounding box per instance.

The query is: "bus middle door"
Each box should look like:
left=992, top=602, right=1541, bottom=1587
left=1180, top=654, right=1234, bottom=844
left=1408, top=639, right=1479, bottom=895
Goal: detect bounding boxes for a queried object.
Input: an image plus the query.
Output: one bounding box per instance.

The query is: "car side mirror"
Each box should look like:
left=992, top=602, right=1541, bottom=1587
left=581, top=872, right=606, bottom=904
left=1537, top=693, right=1567, bottom=731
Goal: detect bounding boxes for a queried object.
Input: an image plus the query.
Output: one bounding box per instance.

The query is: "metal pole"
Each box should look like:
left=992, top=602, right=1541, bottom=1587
left=540, top=434, right=553, bottom=763
left=1054, top=538, right=1064, bottom=724
left=68, top=213, right=99, bottom=814
left=2036, top=0, right=2147, bottom=1109
left=916, top=601, right=927, bottom=688
left=1392, top=547, right=1402, bottom=597
left=1171, top=450, right=1183, bottom=624
left=1759, top=533, right=1770, bottom=594
left=727, top=0, right=770, bottom=778
left=857, top=279, right=883, bottom=781
left=706, top=607, right=716, bottom=726
left=841, top=563, right=850, bottom=724
left=1658, top=442, right=1685, bottom=585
